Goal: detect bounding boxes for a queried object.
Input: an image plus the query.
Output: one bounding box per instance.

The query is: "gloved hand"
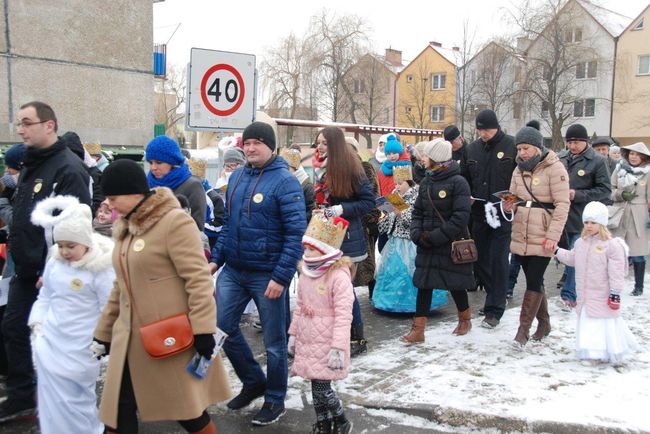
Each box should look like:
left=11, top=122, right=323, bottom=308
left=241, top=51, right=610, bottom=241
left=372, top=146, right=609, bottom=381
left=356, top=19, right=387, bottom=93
left=323, top=205, right=343, bottom=219
left=621, top=191, right=637, bottom=202
left=193, top=334, right=216, bottom=359
left=288, top=335, right=296, bottom=356
left=608, top=290, right=621, bottom=310
left=327, top=348, right=345, bottom=371
left=90, top=338, right=111, bottom=360
left=418, top=232, right=432, bottom=248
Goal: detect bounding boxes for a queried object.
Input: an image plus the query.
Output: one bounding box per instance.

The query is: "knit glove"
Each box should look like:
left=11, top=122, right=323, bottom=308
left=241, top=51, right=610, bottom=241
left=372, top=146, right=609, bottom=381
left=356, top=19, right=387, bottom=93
left=608, top=290, right=621, bottom=310
left=327, top=348, right=345, bottom=371
left=90, top=338, right=110, bottom=360
left=323, top=205, right=343, bottom=218
left=193, top=334, right=216, bottom=359
left=288, top=335, right=296, bottom=356
left=621, top=191, right=637, bottom=202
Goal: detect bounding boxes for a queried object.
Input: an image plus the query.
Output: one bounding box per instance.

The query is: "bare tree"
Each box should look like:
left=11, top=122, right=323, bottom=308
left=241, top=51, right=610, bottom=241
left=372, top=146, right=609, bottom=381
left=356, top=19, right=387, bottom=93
left=455, top=19, right=479, bottom=138
left=474, top=41, right=520, bottom=118
left=403, top=60, right=438, bottom=129
left=154, top=64, right=186, bottom=136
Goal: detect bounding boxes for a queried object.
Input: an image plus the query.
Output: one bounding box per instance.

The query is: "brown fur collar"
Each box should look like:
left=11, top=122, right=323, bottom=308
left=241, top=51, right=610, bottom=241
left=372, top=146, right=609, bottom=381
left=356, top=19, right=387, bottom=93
left=113, top=187, right=180, bottom=240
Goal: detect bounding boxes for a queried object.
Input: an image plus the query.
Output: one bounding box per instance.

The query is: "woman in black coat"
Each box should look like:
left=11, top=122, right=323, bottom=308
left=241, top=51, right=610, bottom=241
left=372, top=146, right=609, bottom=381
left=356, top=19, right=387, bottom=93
left=403, top=139, right=475, bottom=344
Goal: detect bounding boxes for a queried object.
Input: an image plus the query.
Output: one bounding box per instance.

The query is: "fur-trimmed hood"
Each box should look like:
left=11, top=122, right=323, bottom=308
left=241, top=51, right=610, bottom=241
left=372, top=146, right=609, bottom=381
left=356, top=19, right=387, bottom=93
left=113, top=187, right=181, bottom=240
left=51, top=232, right=114, bottom=272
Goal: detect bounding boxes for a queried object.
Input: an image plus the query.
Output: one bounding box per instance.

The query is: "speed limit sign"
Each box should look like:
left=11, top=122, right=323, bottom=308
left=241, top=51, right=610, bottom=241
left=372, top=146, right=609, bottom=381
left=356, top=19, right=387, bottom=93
left=187, top=48, right=256, bottom=131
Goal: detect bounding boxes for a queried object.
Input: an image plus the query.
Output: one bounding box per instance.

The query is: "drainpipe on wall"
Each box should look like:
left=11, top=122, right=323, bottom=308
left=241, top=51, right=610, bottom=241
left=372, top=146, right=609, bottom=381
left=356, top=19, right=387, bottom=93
left=609, top=37, right=618, bottom=138
left=393, top=73, right=399, bottom=127
left=3, top=0, right=13, bottom=125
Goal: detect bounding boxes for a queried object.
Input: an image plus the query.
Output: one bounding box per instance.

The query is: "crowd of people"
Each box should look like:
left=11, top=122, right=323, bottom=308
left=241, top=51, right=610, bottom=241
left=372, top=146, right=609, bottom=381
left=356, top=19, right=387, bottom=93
left=0, top=100, right=645, bottom=433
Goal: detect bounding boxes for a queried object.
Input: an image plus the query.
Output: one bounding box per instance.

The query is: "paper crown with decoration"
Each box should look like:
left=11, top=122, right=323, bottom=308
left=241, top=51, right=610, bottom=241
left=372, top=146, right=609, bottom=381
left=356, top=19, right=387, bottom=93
left=279, top=148, right=302, bottom=170
left=302, top=214, right=350, bottom=254
left=393, top=165, right=413, bottom=185
left=187, top=158, right=207, bottom=178
left=83, top=142, right=102, bottom=156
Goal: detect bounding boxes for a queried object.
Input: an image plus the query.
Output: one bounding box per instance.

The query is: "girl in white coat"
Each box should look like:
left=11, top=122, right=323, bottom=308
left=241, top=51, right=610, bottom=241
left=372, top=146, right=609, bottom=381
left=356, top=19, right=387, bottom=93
left=28, top=196, right=114, bottom=434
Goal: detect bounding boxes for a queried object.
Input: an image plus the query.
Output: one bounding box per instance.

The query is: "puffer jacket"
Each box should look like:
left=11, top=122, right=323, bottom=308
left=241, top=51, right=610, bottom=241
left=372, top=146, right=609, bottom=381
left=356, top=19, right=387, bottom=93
left=509, top=150, right=570, bottom=257
left=556, top=236, right=627, bottom=319
left=289, top=260, right=354, bottom=381
left=215, top=156, right=307, bottom=287
left=558, top=146, right=611, bottom=234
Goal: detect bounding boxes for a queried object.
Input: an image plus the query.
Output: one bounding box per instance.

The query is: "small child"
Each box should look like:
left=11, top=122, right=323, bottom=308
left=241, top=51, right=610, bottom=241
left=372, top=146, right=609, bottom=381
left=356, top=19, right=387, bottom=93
left=555, top=201, right=639, bottom=364
left=288, top=214, right=354, bottom=434
left=28, top=196, right=115, bottom=434
left=92, top=199, right=117, bottom=237
left=377, top=134, right=411, bottom=197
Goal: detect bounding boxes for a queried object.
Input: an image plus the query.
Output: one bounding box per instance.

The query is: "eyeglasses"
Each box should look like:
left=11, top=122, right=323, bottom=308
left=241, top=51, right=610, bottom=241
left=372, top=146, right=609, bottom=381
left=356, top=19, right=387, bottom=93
left=15, top=120, right=48, bottom=129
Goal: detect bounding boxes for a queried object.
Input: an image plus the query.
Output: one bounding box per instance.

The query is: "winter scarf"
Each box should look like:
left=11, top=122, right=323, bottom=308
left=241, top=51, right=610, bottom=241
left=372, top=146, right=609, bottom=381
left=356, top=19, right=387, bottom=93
left=375, top=148, right=386, bottom=164
left=313, top=160, right=329, bottom=205
left=301, top=249, right=343, bottom=278
left=516, top=147, right=549, bottom=173
left=147, top=162, right=192, bottom=190
left=614, top=160, right=650, bottom=191
left=380, top=158, right=410, bottom=176
left=312, top=152, right=327, bottom=182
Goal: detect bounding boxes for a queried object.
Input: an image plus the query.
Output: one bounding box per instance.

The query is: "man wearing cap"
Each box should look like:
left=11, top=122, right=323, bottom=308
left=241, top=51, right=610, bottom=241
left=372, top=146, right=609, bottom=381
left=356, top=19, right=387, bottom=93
left=460, top=109, right=517, bottom=329
left=557, top=124, right=611, bottom=309
left=591, top=136, right=617, bottom=175
left=0, top=101, right=90, bottom=422
left=443, top=125, right=468, bottom=164
left=213, top=121, right=306, bottom=426
left=368, top=134, right=389, bottom=173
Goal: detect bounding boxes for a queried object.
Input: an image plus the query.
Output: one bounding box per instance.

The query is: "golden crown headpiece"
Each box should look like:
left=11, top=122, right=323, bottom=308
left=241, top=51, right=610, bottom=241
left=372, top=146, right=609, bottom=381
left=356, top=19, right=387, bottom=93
left=302, top=214, right=350, bottom=253
left=393, top=165, right=413, bottom=185
left=188, top=158, right=207, bottom=178
left=279, top=148, right=302, bottom=170
left=83, top=142, right=102, bottom=156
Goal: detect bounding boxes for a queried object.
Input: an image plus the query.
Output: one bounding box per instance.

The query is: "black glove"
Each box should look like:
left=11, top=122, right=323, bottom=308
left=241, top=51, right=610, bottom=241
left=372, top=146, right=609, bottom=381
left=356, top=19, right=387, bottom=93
left=90, top=338, right=111, bottom=360
left=418, top=232, right=433, bottom=248
left=193, top=334, right=215, bottom=359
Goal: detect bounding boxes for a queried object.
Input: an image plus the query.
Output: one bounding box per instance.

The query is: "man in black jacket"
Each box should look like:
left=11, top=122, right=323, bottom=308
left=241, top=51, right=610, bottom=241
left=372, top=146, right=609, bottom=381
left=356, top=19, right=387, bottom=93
left=460, top=110, right=517, bottom=328
left=444, top=124, right=468, bottom=165
left=0, top=101, right=91, bottom=422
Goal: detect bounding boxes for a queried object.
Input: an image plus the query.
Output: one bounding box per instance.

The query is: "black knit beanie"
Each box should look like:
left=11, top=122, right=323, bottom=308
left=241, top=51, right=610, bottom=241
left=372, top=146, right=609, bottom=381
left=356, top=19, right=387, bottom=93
left=475, top=109, right=500, bottom=130
left=565, top=124, right=589, bottom=142
left=443, top=125, right=461, bottom=142
left=242, top=122, right=276, bottom=152
left=101, top=159, right=150, bottom=196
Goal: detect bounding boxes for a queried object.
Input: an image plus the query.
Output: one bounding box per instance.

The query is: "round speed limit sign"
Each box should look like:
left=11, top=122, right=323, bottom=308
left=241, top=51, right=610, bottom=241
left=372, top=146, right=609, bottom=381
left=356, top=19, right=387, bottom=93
left=200, top=64, right=245, bottom=116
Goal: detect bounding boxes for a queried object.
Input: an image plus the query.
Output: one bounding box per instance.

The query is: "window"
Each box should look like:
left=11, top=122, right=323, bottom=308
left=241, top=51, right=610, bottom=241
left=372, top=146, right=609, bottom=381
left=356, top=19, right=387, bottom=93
left=564, top=28, right=582, bottom=42
left=431, top=73, right=446, bottom=90
left=353, top=78, right=366, bottom=94
left=633, top=18, right=644, bottom=31
left=406, top=74, right=413, bottom=83
left=574, top=98, right=596, bottom=117
left=430, top=105, right=445, bottom=122
left=576, top=61, right=597, bottom=79
left=639, top=55, right=650, bottom=75
left=541, top=101, right=550, bottom=119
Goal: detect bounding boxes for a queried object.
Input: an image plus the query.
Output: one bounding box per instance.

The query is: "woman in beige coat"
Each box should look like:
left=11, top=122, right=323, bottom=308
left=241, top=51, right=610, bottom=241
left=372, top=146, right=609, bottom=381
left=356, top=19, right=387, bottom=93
left=610, top=142, right=650, bottom=296
left=93, top=159, right=231, bottom=434
left=503, top=126, right=570, bottom=348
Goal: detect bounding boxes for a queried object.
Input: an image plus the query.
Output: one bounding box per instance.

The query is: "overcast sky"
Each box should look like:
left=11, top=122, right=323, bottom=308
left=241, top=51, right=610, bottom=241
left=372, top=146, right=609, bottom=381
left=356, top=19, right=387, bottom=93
left=154, top=0, right=648, bottom=70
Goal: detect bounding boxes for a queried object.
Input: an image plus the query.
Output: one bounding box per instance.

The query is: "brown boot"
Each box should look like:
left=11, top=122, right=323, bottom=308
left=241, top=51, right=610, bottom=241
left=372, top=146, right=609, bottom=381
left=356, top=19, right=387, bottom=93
left=513, top=290, right=543, bottom=347
left=452, top=308, right=472, bottom=336
left=191, top=420, right=217, bottom=434
left=400, top=317, right=427, bottom=344
left=531, top=293, right=551, bottom=341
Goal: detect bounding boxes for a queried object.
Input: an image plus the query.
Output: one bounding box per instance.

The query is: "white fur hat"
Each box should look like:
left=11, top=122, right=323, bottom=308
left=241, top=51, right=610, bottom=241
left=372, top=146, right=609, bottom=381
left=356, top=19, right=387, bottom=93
left=582, top=201, right=608, bottom=227
left=31, top=196, right=94, bottom=247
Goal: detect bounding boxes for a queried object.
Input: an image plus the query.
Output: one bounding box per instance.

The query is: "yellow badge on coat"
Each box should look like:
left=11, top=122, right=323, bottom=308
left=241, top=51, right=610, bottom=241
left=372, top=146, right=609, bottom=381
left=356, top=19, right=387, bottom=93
left=133, top=239, right=145, bottom=252
left=438, top=190, right=447, bottom=199
left=595, top=245, right=605, bottom=253
left=33, top=183, right=42, bottom=193
left=497, top=152, right=504, bottom=159
left=577, top=169, right=585, bottom=177
left=70, top=278, right=84, bottom=291
left=253, top=193, right=264, bottom=203
left=317, top=283, right=327, bottom=295
left=532, top=177, right=540, bottom=186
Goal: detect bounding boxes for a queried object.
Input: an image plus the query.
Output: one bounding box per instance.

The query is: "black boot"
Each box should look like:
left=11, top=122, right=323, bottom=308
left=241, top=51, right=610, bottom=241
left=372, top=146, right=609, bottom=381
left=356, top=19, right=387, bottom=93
left=350, top=324, right=367, bottom=357
left=632, top=262, right=645, bottom=296
left=332, top=415, right=353, bottom=434
left=368, top=279, right=375, bottom=301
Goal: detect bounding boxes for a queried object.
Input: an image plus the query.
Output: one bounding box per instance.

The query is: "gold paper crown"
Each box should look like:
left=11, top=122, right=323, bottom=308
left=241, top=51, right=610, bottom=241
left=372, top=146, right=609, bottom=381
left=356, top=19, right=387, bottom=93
left=303, top=214, right=349, bottom=251
left=279, top=148, right=302, bottom=170
left=83, top=142, right=102, bottom=155
left=188, top=158, right=207, bottom=178
left=393, top=165, right=413, bottom=185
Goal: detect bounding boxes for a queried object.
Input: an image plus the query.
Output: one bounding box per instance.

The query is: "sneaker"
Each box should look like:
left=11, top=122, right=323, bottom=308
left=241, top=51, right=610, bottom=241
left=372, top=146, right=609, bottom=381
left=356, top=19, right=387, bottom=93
left=226, top=383, right=266, bottom=410
left=0, top=399, right=36, bottom=423
left=350, top=339, right=367, bottom=357
left=478, top=308, right=485, bottom=316
left=480, top=316, right=499, bottom=329
left=251, top=402, right=286, bottom=426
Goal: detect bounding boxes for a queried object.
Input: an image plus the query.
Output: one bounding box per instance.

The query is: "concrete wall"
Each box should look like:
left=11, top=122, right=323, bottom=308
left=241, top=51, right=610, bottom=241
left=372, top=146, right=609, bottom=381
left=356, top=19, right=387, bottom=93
left=0, top=0, right=154, bottom=147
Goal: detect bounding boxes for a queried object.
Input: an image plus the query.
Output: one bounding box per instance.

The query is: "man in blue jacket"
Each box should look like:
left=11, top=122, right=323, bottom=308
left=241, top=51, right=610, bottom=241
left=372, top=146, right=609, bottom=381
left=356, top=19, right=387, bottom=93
left=213, top=121, right=306, bottom=426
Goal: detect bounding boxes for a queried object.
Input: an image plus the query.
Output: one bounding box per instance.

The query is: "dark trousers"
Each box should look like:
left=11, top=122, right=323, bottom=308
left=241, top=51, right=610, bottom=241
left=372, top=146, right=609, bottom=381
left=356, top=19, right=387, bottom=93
left=473, top=219, right=511, bottom=320
left=514, top=255, right=550, bottom=293
left=1, top=275, right=38, bottom=405
left=415, top=289, right=469, bottom=316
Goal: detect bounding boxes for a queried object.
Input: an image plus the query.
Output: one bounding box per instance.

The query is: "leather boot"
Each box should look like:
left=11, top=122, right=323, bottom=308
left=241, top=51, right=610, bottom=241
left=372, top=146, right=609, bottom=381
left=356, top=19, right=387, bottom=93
left=452, top=308, right=472, bottom=336
left=513, top=290, right=543, bottom=347
left=531, top=293, right=551, bottom=341
left=400, top=317, right=426, bottom=344
left=631, top=262, right=645, bottom=296
left=191, top=420, right=217, bottom=434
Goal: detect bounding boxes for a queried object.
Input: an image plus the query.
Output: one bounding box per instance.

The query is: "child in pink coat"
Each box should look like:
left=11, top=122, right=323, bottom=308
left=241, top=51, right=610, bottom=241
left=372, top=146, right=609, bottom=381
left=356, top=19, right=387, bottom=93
left=288, top=214, right=354, bottom=434
left=555, top=201, right=639, bottom=364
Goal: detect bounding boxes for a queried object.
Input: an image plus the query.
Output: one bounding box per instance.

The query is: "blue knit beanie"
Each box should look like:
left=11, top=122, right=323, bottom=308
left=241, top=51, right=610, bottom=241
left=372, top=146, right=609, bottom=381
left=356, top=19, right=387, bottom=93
left=384, top=134, right=403, bottom=156
left=4, top=143, right=26, bottom=170
left=145, top=136, right=185, bottom=166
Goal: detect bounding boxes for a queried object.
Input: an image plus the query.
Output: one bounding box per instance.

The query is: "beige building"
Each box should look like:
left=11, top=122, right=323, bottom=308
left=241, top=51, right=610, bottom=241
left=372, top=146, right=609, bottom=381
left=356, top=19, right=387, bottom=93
left=612, top=4, right=650, bottom=146
left=0, top=0, right=155, bottom=149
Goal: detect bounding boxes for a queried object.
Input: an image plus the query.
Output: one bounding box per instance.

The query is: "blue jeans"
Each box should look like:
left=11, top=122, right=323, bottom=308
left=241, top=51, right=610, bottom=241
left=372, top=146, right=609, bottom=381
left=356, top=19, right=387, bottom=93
left=217, top=265, right=288, bottom=405
left=352, top=290, right=362, bottom=327
left=561, top=233, right=580, bottom=303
